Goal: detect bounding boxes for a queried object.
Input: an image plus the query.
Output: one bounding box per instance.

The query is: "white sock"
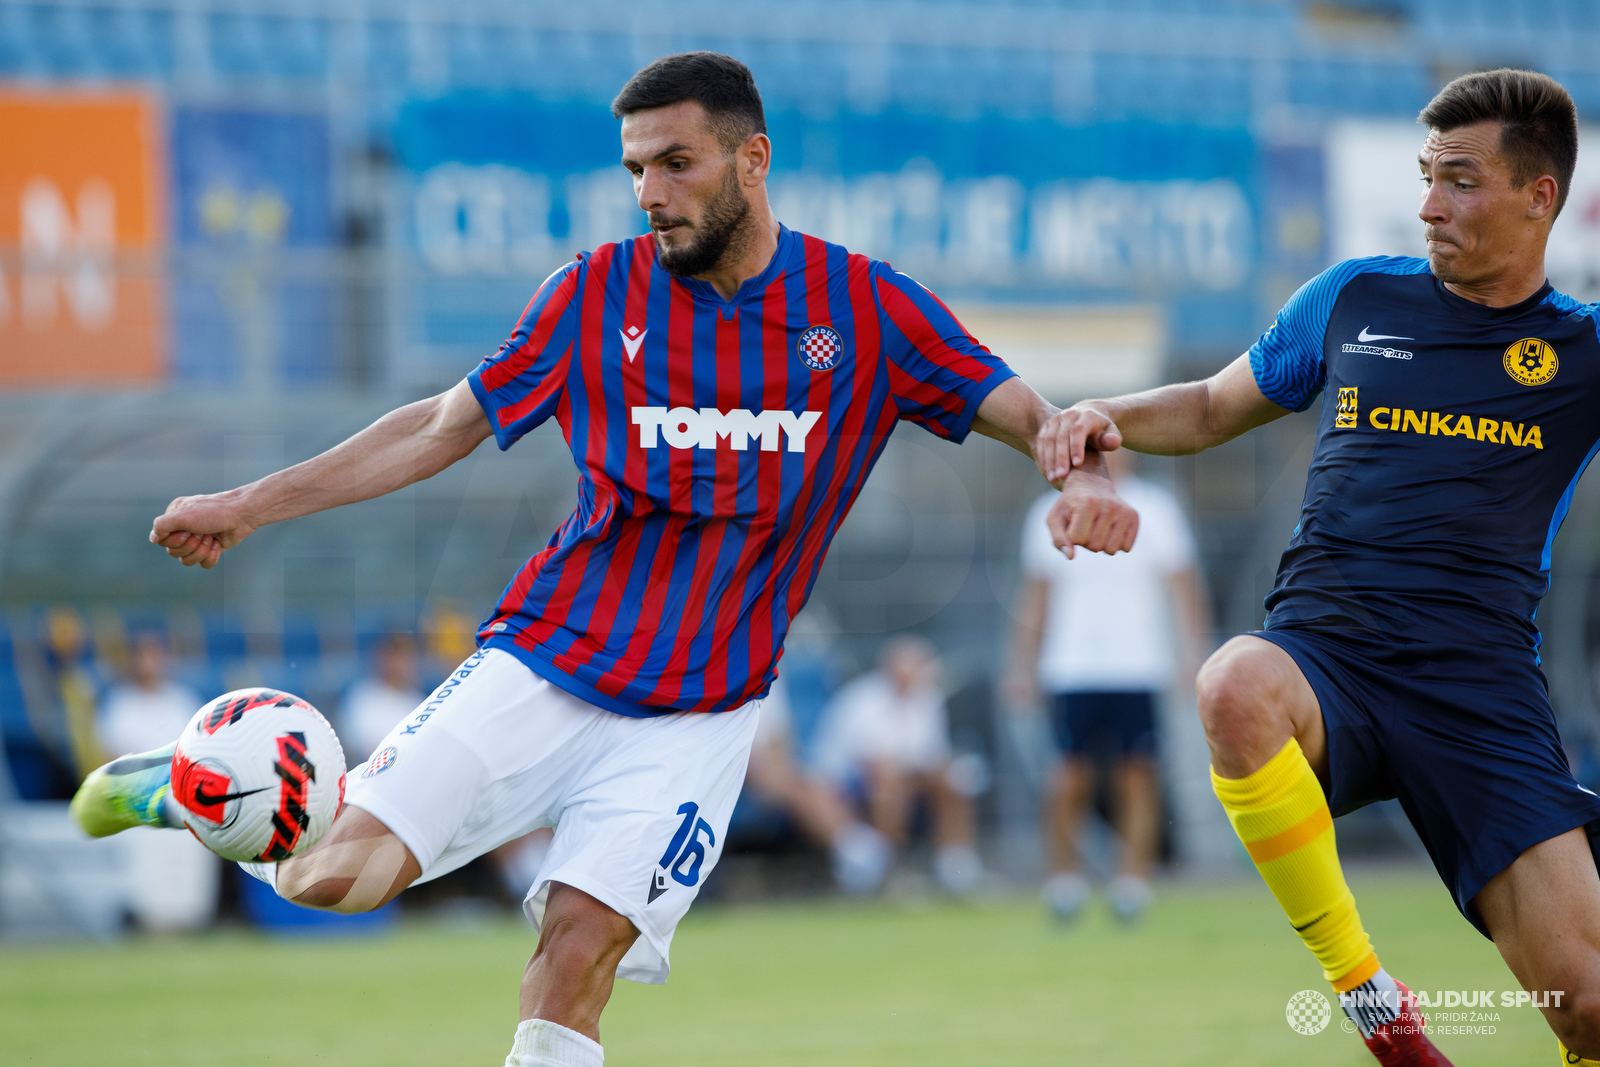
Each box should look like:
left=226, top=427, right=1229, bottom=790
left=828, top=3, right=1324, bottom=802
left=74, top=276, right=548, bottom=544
left=1338, top=967, right=1403, bottom=1038
left=1043, top=871, right=1091, bottom=918
left=1106, top=874, right=1153, bottom=919
left=237, top=861, right=278, bottom=893
left=505, top=1019, right=603, bottom=1067
left=830, top=822, right=891, bottom=895
left=934, top=843, right=983, bottom=895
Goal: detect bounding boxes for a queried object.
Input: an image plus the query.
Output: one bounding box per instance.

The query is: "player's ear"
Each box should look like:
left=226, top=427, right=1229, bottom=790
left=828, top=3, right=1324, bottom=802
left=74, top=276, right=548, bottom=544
left=740, top=133, right=771, bottom=186
left=1527, top=174, right=1559, bottom=223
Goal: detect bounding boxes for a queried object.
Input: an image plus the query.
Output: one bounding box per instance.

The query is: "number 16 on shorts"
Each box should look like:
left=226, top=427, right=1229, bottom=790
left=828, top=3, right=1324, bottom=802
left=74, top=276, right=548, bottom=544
left=651, top=801, right=714, bottom=903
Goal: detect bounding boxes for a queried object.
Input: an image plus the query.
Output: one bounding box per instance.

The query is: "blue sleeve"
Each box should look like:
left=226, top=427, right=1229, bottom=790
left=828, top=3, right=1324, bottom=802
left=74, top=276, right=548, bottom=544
left=1248, top=269, right=1343, bottom=413
left=1248, top=257, right=1428, bottom=413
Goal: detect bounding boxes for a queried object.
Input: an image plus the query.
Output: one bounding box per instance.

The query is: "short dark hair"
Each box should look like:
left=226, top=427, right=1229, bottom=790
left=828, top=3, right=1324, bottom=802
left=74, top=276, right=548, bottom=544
left=611, top=52, right=766, bottom=152
left=1419, top=69, right=1579, bottom=217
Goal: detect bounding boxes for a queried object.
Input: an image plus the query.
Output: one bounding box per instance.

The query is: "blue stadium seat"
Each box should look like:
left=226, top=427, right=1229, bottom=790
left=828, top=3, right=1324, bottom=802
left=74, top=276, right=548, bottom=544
left=0, top=617, right=78, bottom=800
left=81, top=6, right=174, bottom=79
left=25, top=3, right=98, bottom=78
left=0, top=5, right=25, bottom=73
left=363, top=19, right=409, bottom=96
left=277, top=282, right=340, bottom=385
left=202, top=614, right=249, bottom=662
left=208, top=11, right=266, bottom=78
left=257, top=14, right=327, bottom=80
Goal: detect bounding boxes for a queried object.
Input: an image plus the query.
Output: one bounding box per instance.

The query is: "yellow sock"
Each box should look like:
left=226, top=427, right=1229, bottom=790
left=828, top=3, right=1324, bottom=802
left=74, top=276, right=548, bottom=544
left=1212, top=738, right=1376, bottom=990
left=1561, top=1039, right=1600, bottom=1064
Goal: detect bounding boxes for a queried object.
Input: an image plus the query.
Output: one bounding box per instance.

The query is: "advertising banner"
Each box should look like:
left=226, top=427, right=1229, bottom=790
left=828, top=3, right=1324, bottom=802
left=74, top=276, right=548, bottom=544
left=170, top=107, right=336, bottom=386
left=391, top=95, right=1259, bottom=365
left=0, top=90, right=166, bottom=386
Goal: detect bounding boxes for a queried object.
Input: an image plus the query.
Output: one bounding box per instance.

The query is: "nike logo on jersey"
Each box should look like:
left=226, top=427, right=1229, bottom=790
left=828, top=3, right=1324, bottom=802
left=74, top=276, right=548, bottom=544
left=632, top=407, right=824, bottom=453
left=1358, top=326, right=1413, bottom=342
left=620, top=326, right=647, bottom=362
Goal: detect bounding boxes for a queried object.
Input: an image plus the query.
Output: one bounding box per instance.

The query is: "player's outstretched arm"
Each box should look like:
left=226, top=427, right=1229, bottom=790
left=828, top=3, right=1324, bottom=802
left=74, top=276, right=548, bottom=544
left=1034, top=354, right=1289, bottom=482
left=150, top=380, right=492, bottom=568
left=971, top=378, right=1138, bottom=556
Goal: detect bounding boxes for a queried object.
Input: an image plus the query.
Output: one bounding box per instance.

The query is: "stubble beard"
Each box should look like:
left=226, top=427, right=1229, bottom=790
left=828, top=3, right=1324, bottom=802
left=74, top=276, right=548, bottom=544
left=653, top=163, right=753, bottom=279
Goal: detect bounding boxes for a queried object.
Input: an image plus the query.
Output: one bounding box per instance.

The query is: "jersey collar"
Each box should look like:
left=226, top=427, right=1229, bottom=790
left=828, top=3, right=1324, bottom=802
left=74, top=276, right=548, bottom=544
left=1430, top=273, right=1554, bottom=319
left=673, top=224, right=799, bottom=314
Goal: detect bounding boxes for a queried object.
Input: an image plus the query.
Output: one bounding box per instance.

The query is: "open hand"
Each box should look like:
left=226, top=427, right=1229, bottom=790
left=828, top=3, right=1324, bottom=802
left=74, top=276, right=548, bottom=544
left=149, top=494, right=257, bottom=569
left=1034, top=403, right=1124, bottom=483
left=1045, top=470, right=1138, bottom=559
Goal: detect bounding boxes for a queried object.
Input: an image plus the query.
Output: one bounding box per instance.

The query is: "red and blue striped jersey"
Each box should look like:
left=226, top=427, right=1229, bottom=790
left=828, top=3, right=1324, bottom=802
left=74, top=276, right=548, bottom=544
left=466, top=225, right=1015, bottom=716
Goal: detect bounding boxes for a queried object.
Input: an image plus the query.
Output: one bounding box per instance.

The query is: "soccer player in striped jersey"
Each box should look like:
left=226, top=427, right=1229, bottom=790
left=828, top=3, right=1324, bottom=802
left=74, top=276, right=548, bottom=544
left=71, top=52, right=1134, bottom=1066
left=1045, top=70, right=1599, bottom=1066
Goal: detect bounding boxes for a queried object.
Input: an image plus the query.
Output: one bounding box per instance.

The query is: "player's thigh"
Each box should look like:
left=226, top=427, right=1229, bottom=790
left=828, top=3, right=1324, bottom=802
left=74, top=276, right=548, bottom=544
left=528, top=703, right=760, bottom=985
left=278, top=805, right=420, bottom=911
left=1476, top=828, right=1600, bottom=1012
left=1196, top=635, right=1325, bottom=778
left=343, top=648, right=600, bottom=880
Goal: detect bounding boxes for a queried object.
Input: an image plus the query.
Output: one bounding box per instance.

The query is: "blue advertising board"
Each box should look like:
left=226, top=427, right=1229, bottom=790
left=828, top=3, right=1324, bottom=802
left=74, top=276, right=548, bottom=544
left=170, top=107, right=337, bottom=385
left=392, top=94, right=1262, bottom=359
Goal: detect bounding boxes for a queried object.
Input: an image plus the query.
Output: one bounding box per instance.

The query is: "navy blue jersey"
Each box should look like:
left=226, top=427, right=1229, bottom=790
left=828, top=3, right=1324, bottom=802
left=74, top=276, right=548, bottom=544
left=1250, top=256, right=1600, bottom=653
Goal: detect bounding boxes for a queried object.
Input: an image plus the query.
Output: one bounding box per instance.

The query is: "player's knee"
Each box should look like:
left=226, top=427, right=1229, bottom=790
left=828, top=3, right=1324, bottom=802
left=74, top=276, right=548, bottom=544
left=525, top=886, right=639, bottom=989
left=525, top=914, right=636, bottom=989
left=1197, top=644, right=1272, bottom=741
left=1546, top=990, right=1600, bottom=1057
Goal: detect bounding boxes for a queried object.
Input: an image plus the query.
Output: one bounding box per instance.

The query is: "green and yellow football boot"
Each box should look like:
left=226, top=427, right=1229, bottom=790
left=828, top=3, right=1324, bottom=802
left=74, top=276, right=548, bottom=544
left=69, top=742, right=183, bottom=837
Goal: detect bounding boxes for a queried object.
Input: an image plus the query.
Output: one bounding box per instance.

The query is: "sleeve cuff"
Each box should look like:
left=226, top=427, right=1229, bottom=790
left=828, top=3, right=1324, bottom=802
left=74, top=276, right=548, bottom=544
left=466, top=371, right=516, bottom=452
left=944, top=364, right=1018, bottom=444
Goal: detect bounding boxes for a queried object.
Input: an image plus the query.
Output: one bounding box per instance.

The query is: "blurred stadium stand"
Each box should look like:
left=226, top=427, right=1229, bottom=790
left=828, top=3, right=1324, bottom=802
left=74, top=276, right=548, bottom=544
left=3, top=1, right=1600, bottom=921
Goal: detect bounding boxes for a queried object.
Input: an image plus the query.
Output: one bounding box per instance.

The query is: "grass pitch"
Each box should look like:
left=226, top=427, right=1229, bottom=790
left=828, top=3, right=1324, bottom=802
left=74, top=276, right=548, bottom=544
left=0, top=869, right=1549, bottom=1065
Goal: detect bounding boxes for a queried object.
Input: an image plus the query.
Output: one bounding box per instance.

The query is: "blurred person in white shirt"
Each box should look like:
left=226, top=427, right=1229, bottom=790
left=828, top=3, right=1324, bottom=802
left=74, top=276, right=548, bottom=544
left=97, top=632, right=218, bottom=931
left=1007, top=449, right=1209, bottom=922
left=743, top=677, right=891, bottom=895
left=815, top=635, right=981, bottom=895
left=343, top=633, right=424, bottom=763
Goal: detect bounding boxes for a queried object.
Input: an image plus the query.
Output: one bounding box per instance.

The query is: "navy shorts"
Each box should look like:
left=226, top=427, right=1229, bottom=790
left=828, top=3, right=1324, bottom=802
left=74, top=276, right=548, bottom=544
left=1048, top=690, right=1158, bottom=760
left=1256, top=625, right=1600, bottom=937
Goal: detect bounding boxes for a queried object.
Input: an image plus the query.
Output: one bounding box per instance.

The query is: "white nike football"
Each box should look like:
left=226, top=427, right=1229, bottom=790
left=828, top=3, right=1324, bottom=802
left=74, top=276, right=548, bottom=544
left=170, top=688, right=346, bottom=863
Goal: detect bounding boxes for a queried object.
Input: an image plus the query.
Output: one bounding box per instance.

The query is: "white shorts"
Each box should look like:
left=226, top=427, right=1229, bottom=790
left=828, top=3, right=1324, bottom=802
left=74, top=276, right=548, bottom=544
left=345, top=648, right=759, bottom=984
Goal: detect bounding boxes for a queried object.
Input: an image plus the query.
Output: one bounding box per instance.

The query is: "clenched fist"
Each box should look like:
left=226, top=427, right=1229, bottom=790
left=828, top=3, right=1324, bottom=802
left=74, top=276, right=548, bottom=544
left=1045, top=469, right=1138, bottom=559
left=149, top=493, right=258, bottom=569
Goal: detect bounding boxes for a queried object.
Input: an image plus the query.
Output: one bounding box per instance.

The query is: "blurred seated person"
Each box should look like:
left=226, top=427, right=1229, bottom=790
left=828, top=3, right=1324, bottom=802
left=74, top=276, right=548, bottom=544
left=97, top=632, right=218, bottom=931
left=743, top=677, right=891, bottom=895
left=100, top=633, right=197, bottom=761
left=815, top=635, right=982, bottom=895
left=343, top=633, right=424, bottom=763
left=48, top=606, right=103, bottom=785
